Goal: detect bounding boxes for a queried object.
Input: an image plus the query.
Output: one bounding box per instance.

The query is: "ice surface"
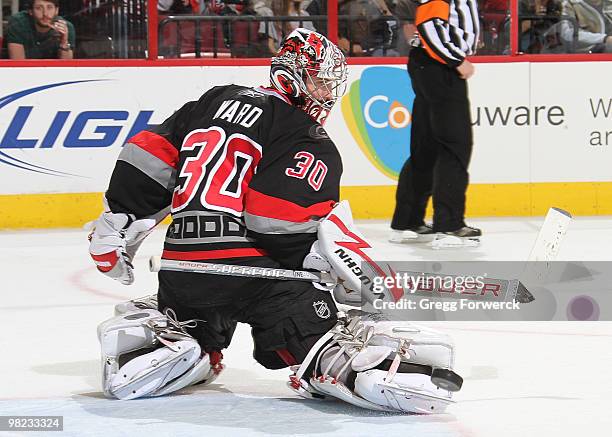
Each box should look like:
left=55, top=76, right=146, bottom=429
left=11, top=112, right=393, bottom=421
left=1, top=217, right=611, bottom=436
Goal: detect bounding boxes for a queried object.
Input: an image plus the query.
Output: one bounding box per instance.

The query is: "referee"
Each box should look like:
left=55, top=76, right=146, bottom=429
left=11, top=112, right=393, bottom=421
left=390, top=0, right=481, bottom=245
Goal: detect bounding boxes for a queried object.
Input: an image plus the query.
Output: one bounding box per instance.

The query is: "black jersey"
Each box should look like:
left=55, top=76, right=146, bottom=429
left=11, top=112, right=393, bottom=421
left=106, top=85, right=342, bottom=269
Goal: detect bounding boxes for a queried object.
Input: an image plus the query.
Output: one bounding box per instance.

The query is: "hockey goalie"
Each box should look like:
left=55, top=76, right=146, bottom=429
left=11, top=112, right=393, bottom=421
left=88, top=28, right=463, bottom=414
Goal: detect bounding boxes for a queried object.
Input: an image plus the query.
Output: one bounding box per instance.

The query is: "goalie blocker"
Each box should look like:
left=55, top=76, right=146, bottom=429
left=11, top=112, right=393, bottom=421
left=305, top=201, right=404, bottom=306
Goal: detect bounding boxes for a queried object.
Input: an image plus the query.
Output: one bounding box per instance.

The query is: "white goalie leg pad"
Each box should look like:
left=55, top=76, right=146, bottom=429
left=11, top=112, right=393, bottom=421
left=352, top=369, right=452, bottom=414
left=290, top=313, right=461, bottom=414
left=349, top=319, right=457, bottom=414
left=152, top=351, right=222, bottom=397
left=98, top=308, right=218, bottom=400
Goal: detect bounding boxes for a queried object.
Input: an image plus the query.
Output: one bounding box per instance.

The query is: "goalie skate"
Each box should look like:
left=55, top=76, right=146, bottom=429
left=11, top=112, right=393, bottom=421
left=431, top=226, right=481, bottom=249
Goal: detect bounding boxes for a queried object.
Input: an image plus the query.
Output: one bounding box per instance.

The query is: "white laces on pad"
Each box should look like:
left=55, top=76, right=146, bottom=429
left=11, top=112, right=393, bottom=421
left=142, top=308, right=205, bottom=352
left=314, top=316, right=411, bottom=384
left=162, top=308, right=204, bottom=331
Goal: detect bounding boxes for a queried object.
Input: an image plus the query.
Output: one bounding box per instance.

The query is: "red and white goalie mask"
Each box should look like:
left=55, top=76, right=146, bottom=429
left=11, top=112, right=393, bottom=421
left=270, top=28, right=348, bottom=125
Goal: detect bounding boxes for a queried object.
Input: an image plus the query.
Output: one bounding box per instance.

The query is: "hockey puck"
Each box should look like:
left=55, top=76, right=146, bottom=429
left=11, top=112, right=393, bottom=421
left=431, top=368, right=463, bottom=392
left=149, top=256, right=161, bottom=272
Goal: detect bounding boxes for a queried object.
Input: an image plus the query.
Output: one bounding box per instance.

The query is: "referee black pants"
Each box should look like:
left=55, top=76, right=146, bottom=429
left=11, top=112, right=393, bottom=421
left=391, top=47, right=473, bottom=232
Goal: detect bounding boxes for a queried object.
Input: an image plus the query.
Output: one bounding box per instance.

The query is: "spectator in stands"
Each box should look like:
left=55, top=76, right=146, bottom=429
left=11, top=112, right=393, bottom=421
left=158, top=0, right=196, bottom=14
left=479, top=0, right=510, bottom=54
left=271, top=0, right=315, bottom=47
left=7, top=0, right=75, bottom=59
left=560, top=0, right=612, bottom=52
left=501, top=0, right=565, bottom=54
left=365, top=0, right=399, bottom=56
left=209, top=0, right=278, bottom=56
left=305, top=0, right=357, bottom=52
left=393, top=0, right=417, bottom=56
left=250, top=0, right=281, bottom=53
left=307, top=0, right=398, bottom=56
left=304, top=0, right=328, bottom=34
left=517, top=0, right=563, bottom=53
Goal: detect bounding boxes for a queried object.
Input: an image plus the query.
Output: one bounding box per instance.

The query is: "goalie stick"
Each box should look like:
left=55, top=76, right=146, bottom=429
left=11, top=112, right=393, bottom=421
left=149, top=257, right=535, bottom=303
left=528, top=207, right=572, bottom=261
left=149, top=257, right=336, bottom=284
left=396, top=207, right=571, bottom=303
left=521, top=207, right=573, bottom=283
left=147, top=208, right=569, bottom=303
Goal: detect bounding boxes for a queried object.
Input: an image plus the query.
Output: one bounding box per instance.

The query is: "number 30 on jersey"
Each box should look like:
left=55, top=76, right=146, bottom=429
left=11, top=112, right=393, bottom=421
left=171, top=126, right=263, bottom=216
left=285, top=151, right=328, bottom=191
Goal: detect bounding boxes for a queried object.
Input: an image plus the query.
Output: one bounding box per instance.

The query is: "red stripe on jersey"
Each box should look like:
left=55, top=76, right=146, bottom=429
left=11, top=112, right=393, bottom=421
left=245, top=189, right=335, bottom=223
left=127, top=131, right=179, bottom=169
left=162, top=248, right=269, bottom=260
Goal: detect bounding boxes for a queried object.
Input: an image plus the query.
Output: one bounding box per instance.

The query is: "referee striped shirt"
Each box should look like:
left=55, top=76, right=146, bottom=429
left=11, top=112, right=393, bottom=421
left=415, top=0, right=480, bottom=67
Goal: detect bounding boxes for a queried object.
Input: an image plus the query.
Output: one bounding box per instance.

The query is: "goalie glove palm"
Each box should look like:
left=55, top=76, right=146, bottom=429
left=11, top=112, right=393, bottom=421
left=89, top=212, right=156, bottom=285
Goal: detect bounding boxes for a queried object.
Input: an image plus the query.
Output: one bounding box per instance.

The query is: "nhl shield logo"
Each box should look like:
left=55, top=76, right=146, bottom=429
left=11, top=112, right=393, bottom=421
left=313, top=300, right=331, bottom=319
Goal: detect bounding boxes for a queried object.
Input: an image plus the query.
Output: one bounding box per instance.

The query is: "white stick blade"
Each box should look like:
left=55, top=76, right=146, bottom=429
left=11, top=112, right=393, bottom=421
left=528, top=207, right=572, bottom=262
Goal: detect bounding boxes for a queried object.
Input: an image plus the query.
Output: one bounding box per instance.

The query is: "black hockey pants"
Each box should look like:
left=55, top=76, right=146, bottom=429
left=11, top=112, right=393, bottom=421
left=157, top=267, right=338, bottom=370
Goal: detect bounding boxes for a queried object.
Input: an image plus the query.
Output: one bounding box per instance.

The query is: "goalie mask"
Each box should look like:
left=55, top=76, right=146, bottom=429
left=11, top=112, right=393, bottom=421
left=270, top=28, right=348, bottom=125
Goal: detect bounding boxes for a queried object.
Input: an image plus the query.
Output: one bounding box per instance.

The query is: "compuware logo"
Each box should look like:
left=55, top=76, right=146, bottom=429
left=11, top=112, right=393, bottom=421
left=341, top=66, right=414, bottom=179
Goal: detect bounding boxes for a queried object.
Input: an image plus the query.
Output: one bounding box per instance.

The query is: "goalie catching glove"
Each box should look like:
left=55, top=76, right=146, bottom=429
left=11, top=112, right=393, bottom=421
left=89, top=209, right=157, bottom=285
left=303, top=201, right=404, bottom=306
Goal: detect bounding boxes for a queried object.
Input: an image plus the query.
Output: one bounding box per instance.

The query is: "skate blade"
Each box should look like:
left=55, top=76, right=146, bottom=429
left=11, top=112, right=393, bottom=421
left=430, top=234, right=480, bottom=249
left=389, top=231, right=435, bottom=244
